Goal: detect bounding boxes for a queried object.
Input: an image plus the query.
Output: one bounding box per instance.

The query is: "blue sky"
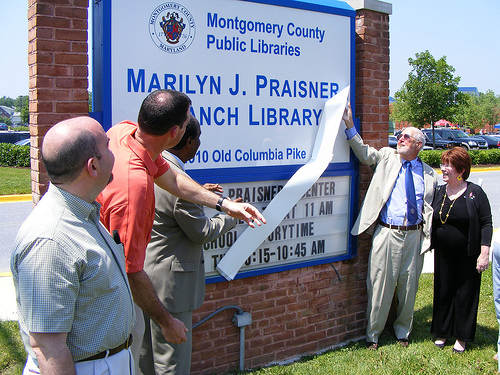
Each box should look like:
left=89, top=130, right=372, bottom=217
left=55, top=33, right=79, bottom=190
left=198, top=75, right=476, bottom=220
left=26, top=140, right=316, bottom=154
left=0, top=0, right=499, bottom=99
left=389, top=0, right=500, bottom=97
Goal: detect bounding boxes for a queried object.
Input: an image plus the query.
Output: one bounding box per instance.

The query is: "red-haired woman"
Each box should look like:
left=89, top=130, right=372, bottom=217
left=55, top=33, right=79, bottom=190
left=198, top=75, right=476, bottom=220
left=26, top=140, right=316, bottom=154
left=431, top=147, right=492, bottom=352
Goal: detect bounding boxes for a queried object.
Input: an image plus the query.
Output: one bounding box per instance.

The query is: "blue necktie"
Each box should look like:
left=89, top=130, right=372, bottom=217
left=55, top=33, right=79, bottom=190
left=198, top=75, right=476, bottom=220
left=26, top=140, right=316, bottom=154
left=405, top=161, right=417, bottom=225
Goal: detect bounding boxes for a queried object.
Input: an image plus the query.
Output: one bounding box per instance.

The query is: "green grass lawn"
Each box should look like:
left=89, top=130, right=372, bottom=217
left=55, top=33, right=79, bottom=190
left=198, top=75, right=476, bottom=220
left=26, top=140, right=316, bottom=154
left=1, top=270, right=499, bottom=375
left=0, top=321, right=24, bottom=375
left=239, top=270, right=499, bottom=375
left=0, top=167, right=30, bottom=195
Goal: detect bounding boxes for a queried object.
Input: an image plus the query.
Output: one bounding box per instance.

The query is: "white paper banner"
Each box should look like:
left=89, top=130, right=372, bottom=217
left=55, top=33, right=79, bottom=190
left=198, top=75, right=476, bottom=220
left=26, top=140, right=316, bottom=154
left=216, top=86, right=350, bottom=280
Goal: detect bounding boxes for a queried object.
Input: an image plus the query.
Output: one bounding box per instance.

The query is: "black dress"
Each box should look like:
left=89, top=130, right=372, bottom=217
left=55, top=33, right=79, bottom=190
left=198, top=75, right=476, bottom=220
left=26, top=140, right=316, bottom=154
left=430, top=190, right=481, bottom=342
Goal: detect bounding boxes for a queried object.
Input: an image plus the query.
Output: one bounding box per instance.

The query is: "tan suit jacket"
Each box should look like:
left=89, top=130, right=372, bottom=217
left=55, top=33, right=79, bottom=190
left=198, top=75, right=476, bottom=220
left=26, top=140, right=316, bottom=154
left=144, top=152, right=236, bottom=313
left=348, top=133, right=438, bottom=253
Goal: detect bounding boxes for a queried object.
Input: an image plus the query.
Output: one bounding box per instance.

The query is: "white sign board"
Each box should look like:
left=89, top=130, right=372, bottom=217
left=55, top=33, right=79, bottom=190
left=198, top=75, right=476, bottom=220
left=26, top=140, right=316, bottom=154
left=93, top=0, right=357, bottom=281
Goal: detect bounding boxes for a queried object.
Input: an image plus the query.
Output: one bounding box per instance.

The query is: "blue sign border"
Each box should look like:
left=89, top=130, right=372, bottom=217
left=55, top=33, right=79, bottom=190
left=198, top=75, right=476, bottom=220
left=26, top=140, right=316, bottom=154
left=92, top=0, right=359, bottom=284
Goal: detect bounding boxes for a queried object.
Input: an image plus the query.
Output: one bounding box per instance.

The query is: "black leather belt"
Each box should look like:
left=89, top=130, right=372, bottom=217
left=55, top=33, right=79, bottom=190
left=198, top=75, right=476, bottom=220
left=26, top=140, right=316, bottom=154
left=77, top=334, right=133, bottom=362
left=379, top=221, right=422, bottom=231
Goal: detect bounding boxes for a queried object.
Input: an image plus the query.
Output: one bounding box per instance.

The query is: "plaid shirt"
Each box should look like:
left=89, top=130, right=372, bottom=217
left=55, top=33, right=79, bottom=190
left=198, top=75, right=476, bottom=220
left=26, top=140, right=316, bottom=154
left=11, top=184, right=135, bottom=362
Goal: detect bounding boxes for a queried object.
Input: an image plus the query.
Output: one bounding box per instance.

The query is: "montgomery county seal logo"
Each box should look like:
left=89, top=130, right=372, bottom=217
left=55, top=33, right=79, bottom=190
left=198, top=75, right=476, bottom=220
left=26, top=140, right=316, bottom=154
left=149, top=3, right=195, bottom=54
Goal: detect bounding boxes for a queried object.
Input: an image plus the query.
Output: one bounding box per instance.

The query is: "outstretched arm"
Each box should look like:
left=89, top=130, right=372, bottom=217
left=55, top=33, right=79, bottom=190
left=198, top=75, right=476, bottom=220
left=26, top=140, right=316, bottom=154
left=155, top=167, right=266, bottom=228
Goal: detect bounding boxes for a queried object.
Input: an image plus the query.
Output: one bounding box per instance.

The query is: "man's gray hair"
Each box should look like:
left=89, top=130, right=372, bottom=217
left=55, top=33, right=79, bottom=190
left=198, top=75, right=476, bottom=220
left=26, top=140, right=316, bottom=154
left=403, top=127, right=426, bottom=152
left=412, top=128, right=426, bottom=152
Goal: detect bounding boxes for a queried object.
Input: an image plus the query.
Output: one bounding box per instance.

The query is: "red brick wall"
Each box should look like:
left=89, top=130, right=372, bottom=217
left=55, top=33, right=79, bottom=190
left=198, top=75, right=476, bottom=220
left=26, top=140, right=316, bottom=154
left=29, top=0, right=89, bottom=203
left=191, top=262, right=367, bottom=373
left=354, top=10, right=390, bottom=148
left=350, top=9, right=391, bottom=272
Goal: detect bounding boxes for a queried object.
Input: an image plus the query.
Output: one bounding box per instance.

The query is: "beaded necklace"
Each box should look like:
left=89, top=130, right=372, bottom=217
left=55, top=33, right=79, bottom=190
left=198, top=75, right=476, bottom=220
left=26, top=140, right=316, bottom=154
left=439, top=184, right=466, bottom=224
left=438, top=191, right=458, bottom=224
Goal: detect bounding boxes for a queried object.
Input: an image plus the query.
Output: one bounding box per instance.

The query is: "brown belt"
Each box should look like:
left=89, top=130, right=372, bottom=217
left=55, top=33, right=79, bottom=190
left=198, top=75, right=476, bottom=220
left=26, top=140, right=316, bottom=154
left=77, top=334, right=133, bottom=362
left=379, top=221, right=423, bottom=231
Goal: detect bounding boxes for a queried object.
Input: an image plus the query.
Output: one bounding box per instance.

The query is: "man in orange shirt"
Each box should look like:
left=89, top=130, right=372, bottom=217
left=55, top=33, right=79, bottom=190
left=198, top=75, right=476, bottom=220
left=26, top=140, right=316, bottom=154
left=98, top=89, right=265, bottom=372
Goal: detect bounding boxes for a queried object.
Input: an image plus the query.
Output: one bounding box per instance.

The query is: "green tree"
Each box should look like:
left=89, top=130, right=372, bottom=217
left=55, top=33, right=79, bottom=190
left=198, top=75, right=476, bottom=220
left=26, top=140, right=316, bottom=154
left=0, top=116, right=12, bottom=126
left=455, top=90, right=500, bottom=130
left=14, top=95, right=28, bottom=111
left=454, top=94, right=479, bottom=129
left=480, top=90, right=500, bottom=127
left=0, top=96, right=15, bottom=108
left=391, top=50, right=461, bottom=128
left=21, top=96, right=29, bottom=124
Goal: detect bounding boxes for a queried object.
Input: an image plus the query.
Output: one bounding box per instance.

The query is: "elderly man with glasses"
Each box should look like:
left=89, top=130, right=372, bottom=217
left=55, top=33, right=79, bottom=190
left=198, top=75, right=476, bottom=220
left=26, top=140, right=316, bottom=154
left=343, top=105, right=438, bottom=349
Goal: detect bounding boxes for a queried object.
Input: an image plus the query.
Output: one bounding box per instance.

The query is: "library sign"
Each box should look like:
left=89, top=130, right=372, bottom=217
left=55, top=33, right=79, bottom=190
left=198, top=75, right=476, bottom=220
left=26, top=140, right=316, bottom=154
left=92, top=0, right=357, bottom=281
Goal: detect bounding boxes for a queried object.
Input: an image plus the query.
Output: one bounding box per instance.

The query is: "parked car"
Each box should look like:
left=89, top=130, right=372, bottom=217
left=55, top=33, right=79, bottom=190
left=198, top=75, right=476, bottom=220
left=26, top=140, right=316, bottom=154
left=423, top=128, right=487, bottom=150
left=0, top=131, right=30, bottom=144
left=473, top=135, right=500, bottom=149
left=14, top=138, right=30, bottom=146
left=395, top=130, right=451, bottom=150
left=422, top=131, right=461, bottom=150
left=388, top=134, right=397, bottom=148
left=0, top=123, right=8, bottom=131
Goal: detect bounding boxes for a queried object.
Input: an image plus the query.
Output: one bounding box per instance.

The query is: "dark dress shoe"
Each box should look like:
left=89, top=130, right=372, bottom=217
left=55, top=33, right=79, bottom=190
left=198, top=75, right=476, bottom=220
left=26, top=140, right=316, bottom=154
left=397, top=339, right=409, bottom=348
left=366, top=342, right=379, bottom=350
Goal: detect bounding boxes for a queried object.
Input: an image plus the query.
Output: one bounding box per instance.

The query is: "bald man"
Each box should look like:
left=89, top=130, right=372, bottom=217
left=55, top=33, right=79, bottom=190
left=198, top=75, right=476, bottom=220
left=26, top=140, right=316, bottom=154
left=11, top=117, right=136, bottom=375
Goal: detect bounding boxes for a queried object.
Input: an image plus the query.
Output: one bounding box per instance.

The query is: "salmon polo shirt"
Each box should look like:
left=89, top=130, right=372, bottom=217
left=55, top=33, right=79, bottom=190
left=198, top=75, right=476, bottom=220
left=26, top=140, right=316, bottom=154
left=97, top=121, right=170, bottom=273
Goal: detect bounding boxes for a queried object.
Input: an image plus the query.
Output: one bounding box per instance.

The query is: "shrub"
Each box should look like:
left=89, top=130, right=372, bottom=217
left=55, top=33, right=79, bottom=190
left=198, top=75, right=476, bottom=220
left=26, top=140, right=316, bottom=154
left=0, top=143, right=30, bottom=167
left=471, top=149, right=500, bottom=165
left=11, top=126, right=29, bottom=131
left=420, top=148, right=500, bottom=167
left=419, top=149, right=444, bottom=167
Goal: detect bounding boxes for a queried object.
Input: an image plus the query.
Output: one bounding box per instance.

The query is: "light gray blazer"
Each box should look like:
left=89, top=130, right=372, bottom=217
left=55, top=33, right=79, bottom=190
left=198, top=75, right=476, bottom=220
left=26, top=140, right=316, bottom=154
left=348, top=133, right=438, bottom=253
left=144, top=152, right=237, bottom=313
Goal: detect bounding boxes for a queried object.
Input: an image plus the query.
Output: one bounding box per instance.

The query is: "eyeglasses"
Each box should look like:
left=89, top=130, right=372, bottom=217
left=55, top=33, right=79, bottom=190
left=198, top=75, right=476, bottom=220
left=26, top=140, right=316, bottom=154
left=397, top=133, right=418, bottom=142
left=439, top=164, right=453, bottom=169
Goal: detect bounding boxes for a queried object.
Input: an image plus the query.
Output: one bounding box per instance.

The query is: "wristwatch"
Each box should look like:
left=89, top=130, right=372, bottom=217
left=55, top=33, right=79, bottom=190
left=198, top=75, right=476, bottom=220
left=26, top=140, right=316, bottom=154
left=216, top=196, right=227, bottom=212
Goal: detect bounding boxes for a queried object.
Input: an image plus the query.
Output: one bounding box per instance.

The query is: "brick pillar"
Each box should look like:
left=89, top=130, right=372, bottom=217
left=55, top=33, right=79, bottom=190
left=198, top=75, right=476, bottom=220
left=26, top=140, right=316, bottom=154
left=346, top=0, right=391, bottom=261
left=28, top=0, right=89, bottom=203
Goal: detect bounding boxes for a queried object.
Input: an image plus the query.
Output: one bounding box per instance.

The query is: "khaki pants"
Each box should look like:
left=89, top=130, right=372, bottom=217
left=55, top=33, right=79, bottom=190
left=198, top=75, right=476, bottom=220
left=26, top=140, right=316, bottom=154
left=366, top=224, right=424, bottom=343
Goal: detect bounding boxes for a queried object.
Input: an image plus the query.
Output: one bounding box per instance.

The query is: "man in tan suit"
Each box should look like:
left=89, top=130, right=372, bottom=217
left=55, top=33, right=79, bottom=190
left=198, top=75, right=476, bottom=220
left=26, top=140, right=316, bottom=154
left=343, top=105, right=438, bottom=349
left=140, top=115, right=237, bottom=374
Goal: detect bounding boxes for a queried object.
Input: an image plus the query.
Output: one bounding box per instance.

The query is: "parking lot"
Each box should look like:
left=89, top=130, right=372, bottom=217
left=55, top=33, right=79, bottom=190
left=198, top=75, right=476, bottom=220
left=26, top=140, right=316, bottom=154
left=0, top=130, right=29, bottom=144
